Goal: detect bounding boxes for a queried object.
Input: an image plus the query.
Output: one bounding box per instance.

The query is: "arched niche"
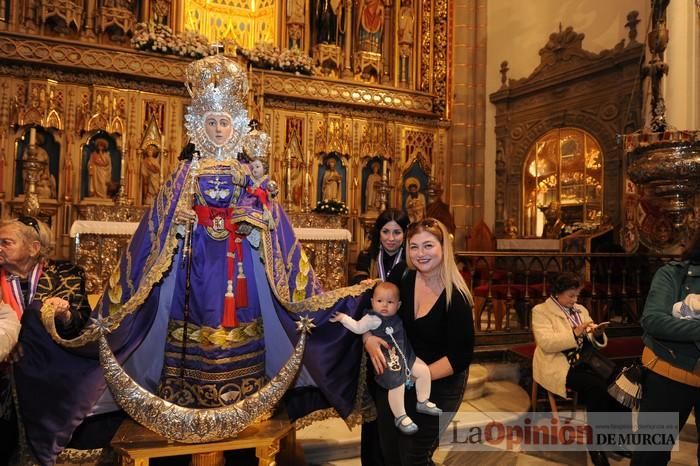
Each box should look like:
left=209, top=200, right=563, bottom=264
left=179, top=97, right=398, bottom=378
left=489, top=22, right=644, bottom=237
left=522, top=128, right=604, bottom=237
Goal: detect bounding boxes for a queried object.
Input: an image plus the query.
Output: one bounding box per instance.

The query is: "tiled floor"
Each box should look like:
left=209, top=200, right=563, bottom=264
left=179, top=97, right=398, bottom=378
left=302, top=380, right=698, bottom=466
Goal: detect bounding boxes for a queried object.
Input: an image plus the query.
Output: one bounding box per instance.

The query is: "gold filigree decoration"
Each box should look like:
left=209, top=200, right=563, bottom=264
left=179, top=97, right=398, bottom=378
left=255, top=71, right=434, bottom=115
left=98, top=317, right=312, bottom=443
left=168, top=318, right=264, bottom=348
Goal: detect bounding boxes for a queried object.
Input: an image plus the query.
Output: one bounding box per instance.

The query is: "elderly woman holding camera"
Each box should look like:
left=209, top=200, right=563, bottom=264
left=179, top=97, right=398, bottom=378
left=532, top=272, right=623, bottom=466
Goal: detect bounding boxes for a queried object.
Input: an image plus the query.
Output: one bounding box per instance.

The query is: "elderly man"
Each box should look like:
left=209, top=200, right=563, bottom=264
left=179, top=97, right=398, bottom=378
left=0, top=216, right=91, bottom=463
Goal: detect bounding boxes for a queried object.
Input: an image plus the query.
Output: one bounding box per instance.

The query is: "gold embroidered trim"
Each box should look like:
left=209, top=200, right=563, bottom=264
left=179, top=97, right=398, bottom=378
left=295, top=347, right=368, bottom=430
left=163, top=362, right=265, bottom=382
left=159, top=376, right=268, bottom=408
left=163, top=349, right=265, bottom=365
left=167, top=318, right=264, bottom=348
left=56, top=447, right=114, bottom=464
left=42, top=165, right=192, bottom=347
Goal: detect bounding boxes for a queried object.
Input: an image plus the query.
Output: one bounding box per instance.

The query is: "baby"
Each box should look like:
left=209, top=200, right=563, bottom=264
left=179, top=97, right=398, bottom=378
left=244, top=158, right=275, bottom=230
left=672, top=293, right=700, bottom=320
left=331, top=281, right=441, bottom=435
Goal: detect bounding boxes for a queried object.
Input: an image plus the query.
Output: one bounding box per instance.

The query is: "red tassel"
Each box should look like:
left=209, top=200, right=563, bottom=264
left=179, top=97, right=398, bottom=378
left=222, top=280, right=238, bottom=328
left=235, top=262, right=248, bottom=308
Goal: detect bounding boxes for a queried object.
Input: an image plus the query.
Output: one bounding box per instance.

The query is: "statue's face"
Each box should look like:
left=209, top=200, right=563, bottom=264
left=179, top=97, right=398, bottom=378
left=327, top=158, right=336, bottom=170
left=203, top=113, right=233, bottom=146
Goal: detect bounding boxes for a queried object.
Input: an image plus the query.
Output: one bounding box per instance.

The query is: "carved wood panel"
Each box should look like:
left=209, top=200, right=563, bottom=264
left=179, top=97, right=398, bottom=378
left=489, top=22, right=644, bottom=237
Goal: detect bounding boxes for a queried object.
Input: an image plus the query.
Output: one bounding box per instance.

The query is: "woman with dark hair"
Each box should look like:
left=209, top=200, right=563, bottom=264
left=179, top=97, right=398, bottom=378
left=352, top=208, right=410, bottom=285
left=355, top=208, right=410, bottom=465
left=631, top=230, right=700, bottom=466
left=531, top=271, right=619, bottom=466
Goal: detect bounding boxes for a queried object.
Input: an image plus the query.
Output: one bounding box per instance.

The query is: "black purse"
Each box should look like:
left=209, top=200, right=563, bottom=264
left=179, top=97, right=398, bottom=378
left=565, top=338, right=616, bottom=382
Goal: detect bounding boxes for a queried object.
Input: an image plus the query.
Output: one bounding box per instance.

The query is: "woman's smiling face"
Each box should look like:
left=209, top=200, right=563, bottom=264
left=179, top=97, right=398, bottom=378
left=379, top=220, right=404, bottom=254
left=408, top=230, right=443, bottom=275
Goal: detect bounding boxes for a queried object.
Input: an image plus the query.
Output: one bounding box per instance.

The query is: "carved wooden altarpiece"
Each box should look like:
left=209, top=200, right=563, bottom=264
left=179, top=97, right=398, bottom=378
left=490, top=19, right=644, bottom=237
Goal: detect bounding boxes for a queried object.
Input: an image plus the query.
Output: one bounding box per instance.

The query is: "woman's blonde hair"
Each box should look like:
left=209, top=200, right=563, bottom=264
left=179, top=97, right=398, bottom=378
left=405, top=218, right=473, bottom=307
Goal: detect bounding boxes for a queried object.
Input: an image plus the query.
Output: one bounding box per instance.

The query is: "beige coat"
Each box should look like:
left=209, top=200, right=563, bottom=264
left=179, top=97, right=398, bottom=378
left=532, top=297, right=593, bottom=398
left=0, top=303, right=19, bottom=361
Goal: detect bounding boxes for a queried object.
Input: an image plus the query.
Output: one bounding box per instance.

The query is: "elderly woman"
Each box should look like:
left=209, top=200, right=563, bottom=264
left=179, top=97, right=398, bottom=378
left=0, top=216, right=91, bottom=463
left=532, top=272, right=620, bottom=466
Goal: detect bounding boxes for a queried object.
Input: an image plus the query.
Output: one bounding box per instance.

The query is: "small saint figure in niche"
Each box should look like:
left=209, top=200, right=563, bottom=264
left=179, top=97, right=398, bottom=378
left=322, top=157, right=342, bottom=202
left=289, top=156, right=304, bottom=206
left=23, top=132, right=57, bottom=199
left=364, top=160, right=382, bottom=213
left=504, top=217, right=518, bottom=239
left=87, top=137, right=113, bottom=199
left=141, top=143, right=161, bottom=205
left=358, top=0, right=385, bottom=53
left=404, top=177, right=426, bottom=223
left=425, top=181, right=455, bottom=236
left=317, top=0, right=342, bottom=45
left=287, top=0, right=306, bottom=48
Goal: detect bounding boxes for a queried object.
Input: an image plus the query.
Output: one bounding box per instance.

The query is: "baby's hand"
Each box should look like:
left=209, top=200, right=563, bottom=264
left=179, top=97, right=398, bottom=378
left=330, top=312, right=346, bottom=323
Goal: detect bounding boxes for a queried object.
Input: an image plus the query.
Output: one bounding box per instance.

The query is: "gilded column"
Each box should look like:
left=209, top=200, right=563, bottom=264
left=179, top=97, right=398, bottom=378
left=381, top=0, right=393, bottom=83
left=172, top=0, right=184, bottom=33
left=140, top=0, right=151, bottom=23
left=342, top=0, right=353, bottom=78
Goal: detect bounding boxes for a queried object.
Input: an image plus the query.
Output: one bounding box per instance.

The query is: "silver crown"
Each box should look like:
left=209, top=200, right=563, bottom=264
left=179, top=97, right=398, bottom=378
left=184, top=55, right=251, bottom=160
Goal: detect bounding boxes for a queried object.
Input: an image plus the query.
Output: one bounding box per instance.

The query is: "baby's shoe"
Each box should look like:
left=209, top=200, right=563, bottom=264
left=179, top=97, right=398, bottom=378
left=416, top=400, right=442, bottom=416
left=394, top=414, right=418, bottom=435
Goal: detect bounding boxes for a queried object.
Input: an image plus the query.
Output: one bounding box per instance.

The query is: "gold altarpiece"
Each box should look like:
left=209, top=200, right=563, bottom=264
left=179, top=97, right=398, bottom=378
left=0, top=0, right=450, bottom=291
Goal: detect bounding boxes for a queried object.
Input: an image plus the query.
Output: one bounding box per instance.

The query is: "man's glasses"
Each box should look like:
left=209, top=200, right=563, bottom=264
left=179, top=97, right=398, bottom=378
left=18, top=216, right=40, bottom=235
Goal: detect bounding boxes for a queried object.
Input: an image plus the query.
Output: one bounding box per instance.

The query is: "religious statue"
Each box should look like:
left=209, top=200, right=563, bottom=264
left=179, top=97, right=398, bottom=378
left=364, top=160, right=382, bottom=212
left=358, top=0, right=384, bottom=53
left=398, top=0, right=415, bottom=84
left=18, top=54, right=372, bottom=465
left=287, top=0, right=306, bottom=48
left=241, top=157, right=275, bottom=230
left=322, top=157, right=342, bottom=201
left=87, top=137, right=113, bottom=198
left=541, top=201, right=566, bottom=239
left=23, top=132, right=57, bottom=199
left=289, top=155, right=304, bottom=206
left=504, top=217, right=518, bottom=239
left=317, top=0, right=343, bottom=45
left=398, top=1, right=414, bottom=44
left=425, top=181, right=455, bottom=236
left=404, top=177, right=426, bottom=223
left=140, top=143, right=161, bottom=205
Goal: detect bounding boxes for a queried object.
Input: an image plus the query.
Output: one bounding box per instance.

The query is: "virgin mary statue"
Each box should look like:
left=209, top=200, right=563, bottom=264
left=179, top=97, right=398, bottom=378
left=15, top=55, right=370, bottom=465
